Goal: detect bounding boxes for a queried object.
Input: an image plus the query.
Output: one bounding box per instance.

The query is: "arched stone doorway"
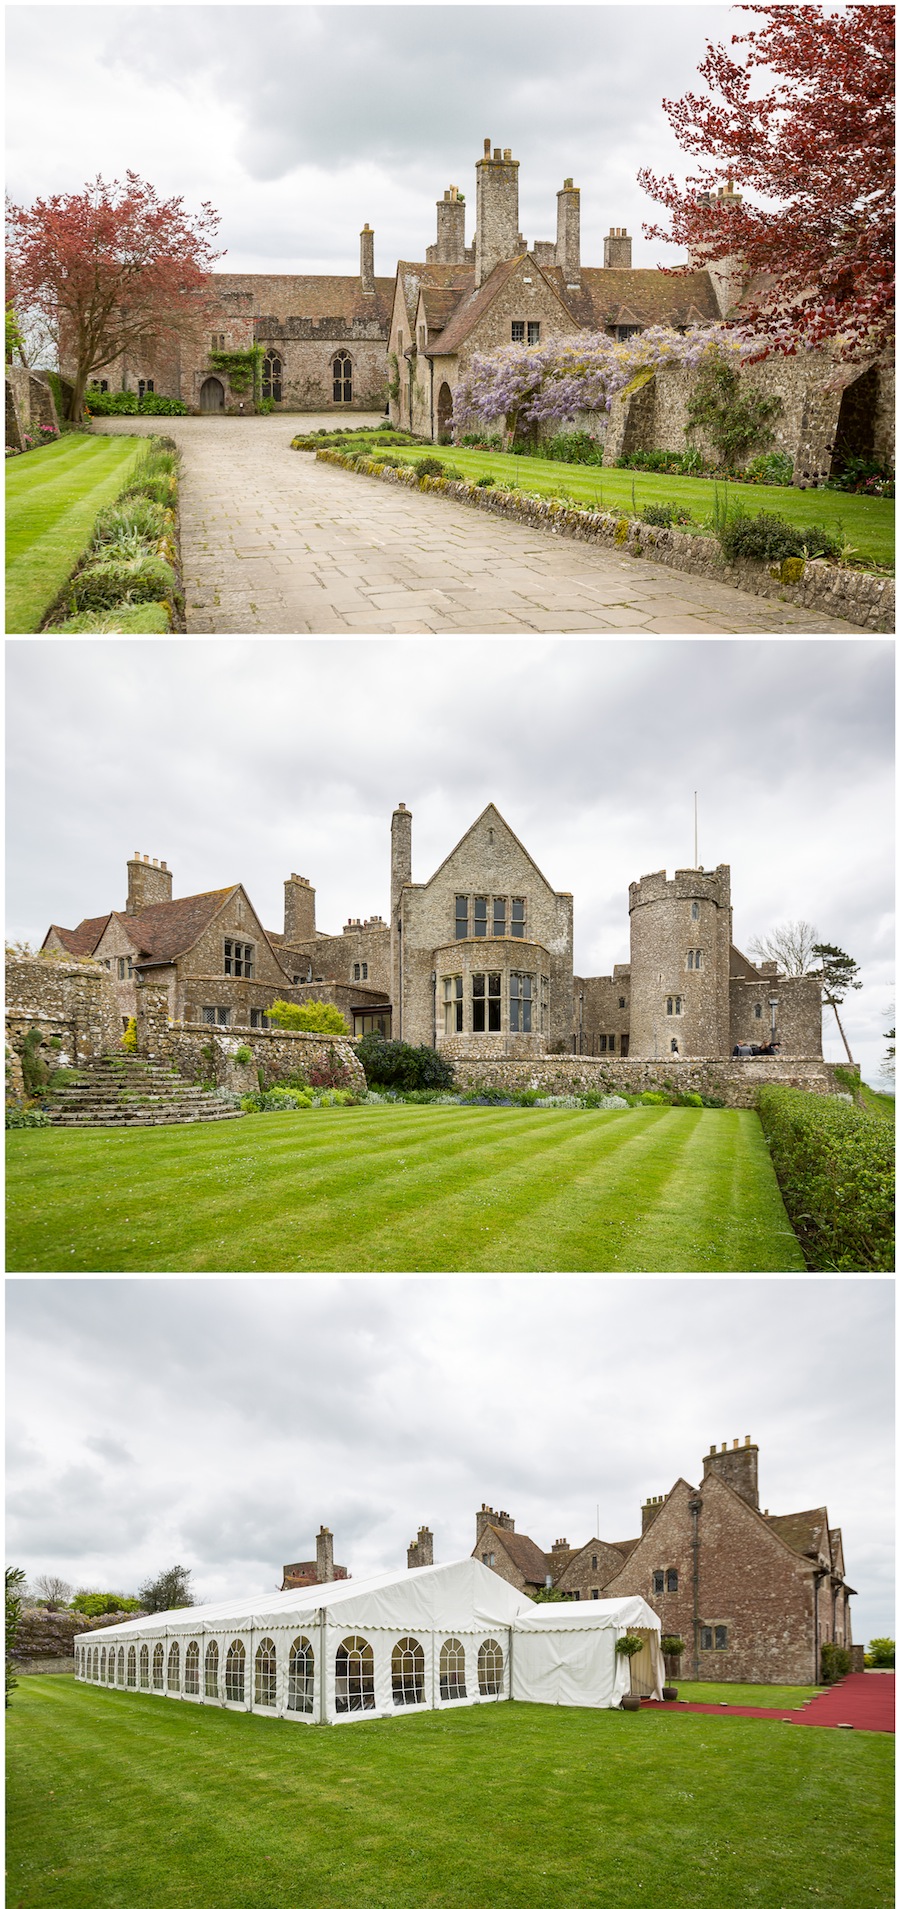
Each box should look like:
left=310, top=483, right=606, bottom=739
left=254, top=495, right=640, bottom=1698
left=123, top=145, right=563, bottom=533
left=199, top=376, right=225, bottom=413
left=437, top=382, right=453, bottom=442
left=829, top=365, right=878, bottom=478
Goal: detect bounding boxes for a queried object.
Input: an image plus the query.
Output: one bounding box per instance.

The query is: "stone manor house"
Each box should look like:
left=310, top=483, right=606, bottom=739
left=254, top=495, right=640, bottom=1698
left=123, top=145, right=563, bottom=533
left=469, top=1437, right=854, bottom=1686
left=42, top=801, right=823, bottom=1063
left=78, top=136, right=892, bottom=483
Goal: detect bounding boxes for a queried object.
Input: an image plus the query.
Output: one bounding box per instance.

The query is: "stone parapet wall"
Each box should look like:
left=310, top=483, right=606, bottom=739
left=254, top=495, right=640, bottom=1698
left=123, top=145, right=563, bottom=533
left=316, top=454, right=893, bottom=632
left=135, top=991, right=367, bottom=1096
left=6, top=951, right=123, bottom=1076
left=446, top=1053, right=850, bottom=1109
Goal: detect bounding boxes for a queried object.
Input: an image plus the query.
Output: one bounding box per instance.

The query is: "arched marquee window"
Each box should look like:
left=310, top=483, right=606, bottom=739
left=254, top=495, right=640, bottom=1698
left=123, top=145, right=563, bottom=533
left=477, top=1638, right=504, bottom=1696
left=117, top=1647, right=125, bottom=1685
left=391, top=1636, right=425, bottom=1706
left=107, top=1647, right=116, bottom=1685
left=439, top=1638, right=467, bottom=1701
left=100, top=1647, right=107, bottom=1682
left=185, top=1641, right=200, bottom=1696
left=152, top=1643, right=165, bottom=1691
left=93, top=1646, right=100, bottom=1681
left=335, top=1634, right=375, bottom=1712
left=205, top=1640, right=219, bottom=1699
left=127, top=1646, right=137, bottom=1689
left=225, top=1639, right=246, bottom=1704
left=262, top=350, right=283, bottom=402
left=287, top=1636, right=314, bottom=1713
left=255, top=1637, right=277, bottom=1708
left=333, top=351, right=352, bottom=404
left=167, top=1641, right=180, bottom=1693
left=140, top=1644, right=150, bottom=1689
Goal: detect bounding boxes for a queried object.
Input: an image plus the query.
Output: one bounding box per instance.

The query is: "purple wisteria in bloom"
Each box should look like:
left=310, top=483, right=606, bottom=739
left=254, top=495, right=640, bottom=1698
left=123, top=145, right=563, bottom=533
left=452, top=325, right=767, bottom=440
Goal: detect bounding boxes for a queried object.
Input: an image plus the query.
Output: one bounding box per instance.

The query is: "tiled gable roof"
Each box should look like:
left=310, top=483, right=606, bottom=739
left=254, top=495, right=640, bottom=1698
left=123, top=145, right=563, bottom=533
left=43, top=915, right=111, bottom=957
left=125, top=889, right=236, bottom=965
left=396, top=261, right=474, bottom=330
left=213, top=272, right=395, bottom=327
left=546, top=265, right=721, bottom=332
left=767, top=1507, right=831, bottom=1562
left=483, top=1527, right=550, bottom=1586
left=426, top=255, right=535, bottom=356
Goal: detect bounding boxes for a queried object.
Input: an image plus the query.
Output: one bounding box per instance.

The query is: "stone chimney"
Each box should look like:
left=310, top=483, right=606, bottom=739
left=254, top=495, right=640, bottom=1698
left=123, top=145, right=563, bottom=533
left=316, top=1525, right=335, bottom=1582
left=283, top=873, right=315, bottom=943
left=603, top=227, right=632, bottom=269
left=433, top=187, right=466, bottom=264
left=407, top=1525, right=434, bottom=1569
left=702, top=1436, right=759, bottom=1510
left=641, top=1492, right=667, bottom=1535
left=126, top=853, right=173, bottom=915
left=556, top=179, right=581, bottom=284
left=475, top=138, right=521, bottom=288
left=694, top=180, right=746, bottom=316
left=549, top=1537, right=571, bottom=1575
left=475, top=1504, right=515, bottom=1545
left=360, top=223, right=375, bottom=295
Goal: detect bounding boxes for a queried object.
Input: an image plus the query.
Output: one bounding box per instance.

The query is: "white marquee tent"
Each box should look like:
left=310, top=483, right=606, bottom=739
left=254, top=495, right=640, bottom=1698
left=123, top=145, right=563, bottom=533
left=74, top=1559, right=662, bottom=1723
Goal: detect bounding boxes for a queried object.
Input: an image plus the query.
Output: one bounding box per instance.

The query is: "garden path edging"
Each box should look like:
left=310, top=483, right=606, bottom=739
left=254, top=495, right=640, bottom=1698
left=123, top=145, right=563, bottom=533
left=315, top=449, right=894, bottom=633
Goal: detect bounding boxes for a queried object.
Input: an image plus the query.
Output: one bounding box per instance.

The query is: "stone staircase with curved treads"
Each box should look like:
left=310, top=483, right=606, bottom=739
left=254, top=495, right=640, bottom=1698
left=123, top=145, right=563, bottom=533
left=42, top=1054, right=245, bottom=1128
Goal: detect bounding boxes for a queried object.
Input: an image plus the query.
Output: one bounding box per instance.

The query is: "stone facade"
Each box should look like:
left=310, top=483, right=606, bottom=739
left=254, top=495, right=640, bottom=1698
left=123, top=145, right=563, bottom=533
left=473, top=1437, right=854, bottom=1685
left=6, top=951, right=123, bottom=1081
left=36, top=806, right=829, bottom=1082
left=5, top=364, right=60, bottom=450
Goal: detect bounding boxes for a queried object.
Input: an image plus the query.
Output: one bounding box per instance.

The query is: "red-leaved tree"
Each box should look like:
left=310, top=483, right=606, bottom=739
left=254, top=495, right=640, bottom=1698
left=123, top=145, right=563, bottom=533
left=6, top=172, right=222, bottom=418
left=639, top=5, right=894, bottom=357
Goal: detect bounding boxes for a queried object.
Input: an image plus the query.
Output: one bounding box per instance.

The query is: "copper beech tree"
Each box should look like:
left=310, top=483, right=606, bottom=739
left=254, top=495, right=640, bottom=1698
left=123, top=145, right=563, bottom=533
left=6, top=172, right=222, bottom=418
left=639, top=4, right=894, bottom=358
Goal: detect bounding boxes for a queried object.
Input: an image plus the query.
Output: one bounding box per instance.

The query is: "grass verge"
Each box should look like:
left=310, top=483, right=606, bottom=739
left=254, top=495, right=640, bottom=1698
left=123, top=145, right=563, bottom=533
left=297, top=429, right=894, bottom=569
left=6, top=1676, right=893, bottom=1909
left=6, top=1104, right=806, bottom=1272
left=5, top=434, right=151, bottom=632
left=669, top=1681, right=818, bottom=1707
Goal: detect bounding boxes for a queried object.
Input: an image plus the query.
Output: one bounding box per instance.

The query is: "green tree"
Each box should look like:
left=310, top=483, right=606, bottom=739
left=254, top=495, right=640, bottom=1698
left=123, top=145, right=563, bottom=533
left=6, top=1567, right=26, bottom=1706
left=879, top=1010, right=894, bottom=1082
left=71, top=1592, right=141, bottom=1617
left=813, top=943, right=862, bottom=1064
left=264, top=999, right=349, bottom=1034
left=868, top=1638, right=895, bottom=1667
left=138, top=1565, right=194, bottom=1614
left=6, top=303, right=27, bottom=365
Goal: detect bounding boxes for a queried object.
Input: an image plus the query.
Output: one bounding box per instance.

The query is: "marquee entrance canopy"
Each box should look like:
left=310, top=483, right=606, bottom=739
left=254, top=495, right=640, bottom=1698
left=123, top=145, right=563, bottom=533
left=74, top=1559, right=662, bottom=1721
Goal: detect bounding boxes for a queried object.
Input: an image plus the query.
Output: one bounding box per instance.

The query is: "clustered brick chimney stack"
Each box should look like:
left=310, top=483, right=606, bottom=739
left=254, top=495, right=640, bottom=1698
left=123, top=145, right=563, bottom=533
left=432, top=186, right=467, bottom=264
left=556, top=178, right=581, bottom=285
left=283, top=872, right=315, bottom=941
left=475, top=138, right=521, bottom=288
left=316, top=1524, right=335, bottom=1583
left=407, top=1526, right=434, bottom=1569
left=603, top=226, right=632, bottom=269
left=126, top=853, right=172, bottom=915
left=702, top=1435, right=759, bottom=1510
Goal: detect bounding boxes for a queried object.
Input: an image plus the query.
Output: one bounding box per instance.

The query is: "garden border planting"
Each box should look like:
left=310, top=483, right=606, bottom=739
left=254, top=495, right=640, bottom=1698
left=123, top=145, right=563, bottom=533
left=756, top=1083, right=894, bottom=1272
left=312, top=448, right=893, bottom=631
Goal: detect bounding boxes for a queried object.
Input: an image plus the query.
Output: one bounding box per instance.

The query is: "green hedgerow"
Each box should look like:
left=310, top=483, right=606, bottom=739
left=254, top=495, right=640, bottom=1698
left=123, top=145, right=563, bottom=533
left=717, top=510, right=841, bottom=565
left=757, top=1083, right=894, bottom=1271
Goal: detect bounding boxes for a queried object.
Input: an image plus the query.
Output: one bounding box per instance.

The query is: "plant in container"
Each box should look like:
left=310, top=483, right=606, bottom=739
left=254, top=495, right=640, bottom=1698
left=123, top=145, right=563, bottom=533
left=661, top=1634, right=685, bottom=1697
left=616, top=1632, right=644, bottom=1709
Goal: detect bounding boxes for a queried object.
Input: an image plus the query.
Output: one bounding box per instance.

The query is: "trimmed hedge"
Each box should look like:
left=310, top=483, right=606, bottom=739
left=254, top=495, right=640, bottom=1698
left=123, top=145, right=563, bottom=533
left=356, top=1035, right=456, bottom=1092
left=757, top=1084, right=894, bottom=1271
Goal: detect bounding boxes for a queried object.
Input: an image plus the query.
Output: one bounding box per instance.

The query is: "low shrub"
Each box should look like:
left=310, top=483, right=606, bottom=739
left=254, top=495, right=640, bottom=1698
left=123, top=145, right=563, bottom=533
left=617, top=447, right=706, bottom=476
left=460, top=432, right=504, bottom=450
left=84, top=388, right=187, bottom=416
left=5, top=1105, right=50, bottom=1129
left=675, top=1091, right=705, bottom=1107
left=415, top=456, right=446, bottom=478
left=265, top=1000, right=349, bottom=1034
left=756, top=1083, right=894, bottom=1271
left=45, top=603, right=171, bottom=633
left=820, top=1642, right=852, bottom=1684
left=641, top=501, right=693, bottom=528
left=742, top=451, right=795, bottom=486
left=474, top=474, right=496, bottom=487
left=94, top=498, right=168, bottom=544
left=540, top=431, right=604, bottom=465
left=20, top=1029, right=49, bottom=1098
left=640, top=1091, right=668, bottom=1106
left=307, top=1051, right=353, bottom=1091
left=233, top=1045, right=253, bottom=1066
left=120, top=473, right=177, bottom=508
left=67, top=552, right=178, bottom=613
left=356, top=1035, right=455, bottom=1092
left=716, top=510, right=841, bottom=564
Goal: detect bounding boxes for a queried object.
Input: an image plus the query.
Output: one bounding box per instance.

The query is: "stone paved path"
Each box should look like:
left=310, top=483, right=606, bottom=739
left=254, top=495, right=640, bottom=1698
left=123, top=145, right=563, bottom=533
left=96, top=415, right=869, bottom=635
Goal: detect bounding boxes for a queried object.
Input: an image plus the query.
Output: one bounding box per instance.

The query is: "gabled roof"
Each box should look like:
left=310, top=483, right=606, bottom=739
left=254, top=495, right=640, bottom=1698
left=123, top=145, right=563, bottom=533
left=477, top=1526, right=550, bottom=1588
left=120, top=889, right=237, bottom=966
left=427, top=254, right=552, bottom=357
left=420, top=803, right=564, bottom=900
left=42, top=915, right=111, bottom=957
left=548, top=265, right=721, bottom=333
left=767, top=1507, right=832, bottom=1563
left=394, top=261, right=474, bottom=331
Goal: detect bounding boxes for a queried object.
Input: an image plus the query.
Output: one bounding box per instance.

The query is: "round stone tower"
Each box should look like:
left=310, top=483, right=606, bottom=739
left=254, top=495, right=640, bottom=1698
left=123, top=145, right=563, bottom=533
left=628, top=864, right=733, bottom=1058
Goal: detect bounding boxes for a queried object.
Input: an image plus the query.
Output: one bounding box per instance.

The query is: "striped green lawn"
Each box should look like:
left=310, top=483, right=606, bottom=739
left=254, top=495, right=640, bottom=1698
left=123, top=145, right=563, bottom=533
left=7, top=1677, right=893, bottom=1909
left=320, top=435, right=894, bottom=568
left=5, top=433, right=150, bottom=631
left=6, top=1105, right=806, bottom=1272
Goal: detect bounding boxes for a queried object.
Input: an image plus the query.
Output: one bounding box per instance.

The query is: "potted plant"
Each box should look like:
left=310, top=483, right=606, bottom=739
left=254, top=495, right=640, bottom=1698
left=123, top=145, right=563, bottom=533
left=616, top=1632, right=644, bottom=1709
left=661, top=1634, right=685, bottom=1699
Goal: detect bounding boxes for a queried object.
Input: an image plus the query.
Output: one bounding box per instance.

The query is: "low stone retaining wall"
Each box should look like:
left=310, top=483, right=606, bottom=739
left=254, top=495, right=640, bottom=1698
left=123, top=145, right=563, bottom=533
left=316, top=451, right=893, bottom=633
left=6, top=952, right=123, bottom=1086
left=134, top=988, right=367, bottom=1096
left=14, top=1657, right=75, bottom=1676
left=445, top=1054, right=850, bottom=1109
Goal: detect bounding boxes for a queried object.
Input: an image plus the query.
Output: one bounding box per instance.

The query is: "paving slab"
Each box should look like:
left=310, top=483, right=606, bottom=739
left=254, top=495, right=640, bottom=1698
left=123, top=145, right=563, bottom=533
left=95, top=415, right=871, bottom=635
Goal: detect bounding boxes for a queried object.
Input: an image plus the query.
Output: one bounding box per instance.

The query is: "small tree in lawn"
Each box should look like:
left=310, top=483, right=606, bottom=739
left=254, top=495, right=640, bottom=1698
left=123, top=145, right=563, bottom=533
left=6, top=173, right=222, bottom=421
left=639, top=5, right=894, bottom=357
left=138, top=1565, right=194, bottom=1614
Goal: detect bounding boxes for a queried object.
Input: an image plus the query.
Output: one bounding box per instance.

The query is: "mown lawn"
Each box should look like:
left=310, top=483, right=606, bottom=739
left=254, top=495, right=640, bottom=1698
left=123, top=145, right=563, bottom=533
left=6, top=1677, right=893, bottom=1909
left=5, top=433, right=150, bottom=631
left=671, top=1681, right=818, bottom=1707
left=6, top=1104, right=806, bottom=1272
left=305, top=431, right=894, bottom=568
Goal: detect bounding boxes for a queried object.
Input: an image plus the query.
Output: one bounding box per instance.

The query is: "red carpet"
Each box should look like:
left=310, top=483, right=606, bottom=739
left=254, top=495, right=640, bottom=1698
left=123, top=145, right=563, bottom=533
left=645, top=1671, right=894, bottom=1733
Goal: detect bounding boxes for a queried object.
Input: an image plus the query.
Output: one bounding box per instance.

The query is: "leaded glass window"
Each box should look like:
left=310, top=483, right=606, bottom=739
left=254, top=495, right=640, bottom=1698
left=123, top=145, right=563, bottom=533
left=478, top=1638, right=504, bottom=1695
left=443, top=974, right=463, bottom=1036
left=224, top=939, right=254, bottom=978
left=262, top=350, right=283, bottom=401
left=439, top=1638, right=466, bottom=1701
left=288, top=1636, right=314, bottom=1713
left=473, top=972, right=501, bottom=1032
left=391, top=1636, right=425, bottom=1706
left=455, top=895, right=468, bottom=940
left=333, top=351, right=352, bottom=403
left=493, top=897, right=506, bottom=937
left=666, top=1570, right=678, bottom=1593
left=335, top=1635, right=375, bottom=1713
left=255, top=1637, right=277, bottom=1707
left=715, top=1625, right=728, bottom=1650
left=510, top=972, right=533, bottom=1032
left=473, top=897, right=488, bottom=937
left=511, top=899, right=525, bottom=938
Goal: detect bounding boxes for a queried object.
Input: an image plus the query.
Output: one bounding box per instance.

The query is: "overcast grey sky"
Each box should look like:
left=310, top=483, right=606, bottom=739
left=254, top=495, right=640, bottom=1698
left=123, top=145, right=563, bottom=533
left=6, top=1275, right=894, bottom=1642
left=6, top=637, right=894, bottom=1082
left=8, top=4, right=762, bottom=275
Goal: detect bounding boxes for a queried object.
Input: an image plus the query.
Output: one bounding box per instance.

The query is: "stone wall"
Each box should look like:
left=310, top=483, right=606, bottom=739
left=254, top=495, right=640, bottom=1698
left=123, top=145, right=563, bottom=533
left=444, top=1052, right=850, bottom=1109
left=6, top=952, right=122, bottom=1080
left=134, top=986, right=367, bottom=1094
left=5, top=365, right=60, bottom=450
left=322, top=457, right=893, bottom=632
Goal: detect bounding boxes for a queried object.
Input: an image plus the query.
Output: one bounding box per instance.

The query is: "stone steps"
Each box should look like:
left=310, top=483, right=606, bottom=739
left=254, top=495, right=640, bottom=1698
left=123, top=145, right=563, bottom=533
left=43, top=1054, right=245, bottom=1128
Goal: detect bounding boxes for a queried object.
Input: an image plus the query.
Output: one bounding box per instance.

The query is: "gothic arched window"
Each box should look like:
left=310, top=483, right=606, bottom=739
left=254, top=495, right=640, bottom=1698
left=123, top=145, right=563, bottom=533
left=262, top=350, right=283, bottom=401
left=333, top=351, right=352, bottom=404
